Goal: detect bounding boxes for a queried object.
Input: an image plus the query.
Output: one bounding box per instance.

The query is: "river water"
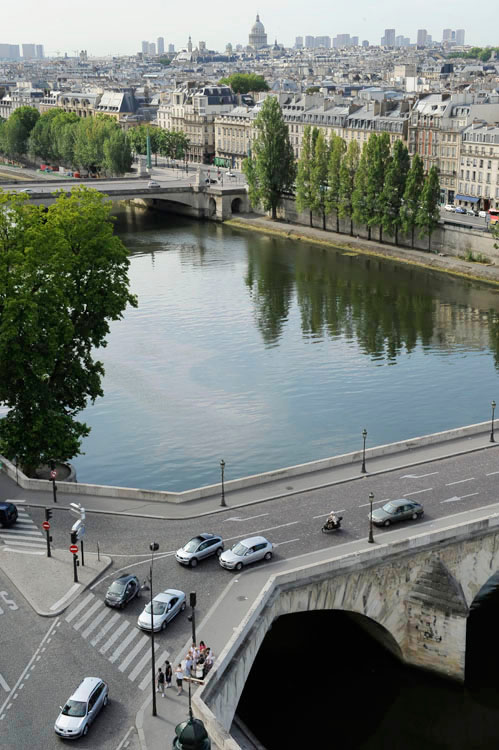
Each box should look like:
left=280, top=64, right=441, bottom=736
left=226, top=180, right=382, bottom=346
left=68, top=206, right=499, bottom=491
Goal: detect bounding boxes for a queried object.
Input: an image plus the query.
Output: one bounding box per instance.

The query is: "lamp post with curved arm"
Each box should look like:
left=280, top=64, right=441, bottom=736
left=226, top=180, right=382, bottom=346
left=220, top=459, right=226, bottom=507
left=361, top=429, right=368, bottom=474
left=490, top=400, right=496, bottom=443
left=368, top=492, right=374, bottom=544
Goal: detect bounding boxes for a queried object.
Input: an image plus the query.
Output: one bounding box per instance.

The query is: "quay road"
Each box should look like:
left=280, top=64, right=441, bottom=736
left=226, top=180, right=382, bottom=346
left=1, top=439, right=499, bottom=749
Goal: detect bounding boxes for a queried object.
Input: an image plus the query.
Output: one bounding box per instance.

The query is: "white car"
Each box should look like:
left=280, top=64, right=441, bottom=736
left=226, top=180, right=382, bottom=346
left=219, top=535, right=273, bottom=571
left=444, top=204, right=455, bottom=212
left=137, top=588, right=186, bottom=631
left=226, top=171, right=236, bottom=178
left=147, top=180, right=160, bottom=188
left=54, top=677, right=108, bottom=739
left=478, top=210, right=487, bottom=218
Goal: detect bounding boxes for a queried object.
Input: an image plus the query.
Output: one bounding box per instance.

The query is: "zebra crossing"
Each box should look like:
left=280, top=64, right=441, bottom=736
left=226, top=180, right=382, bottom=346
left=0, top=504, right=46, bottom=554
left=65, top=592, right=170, bottom=690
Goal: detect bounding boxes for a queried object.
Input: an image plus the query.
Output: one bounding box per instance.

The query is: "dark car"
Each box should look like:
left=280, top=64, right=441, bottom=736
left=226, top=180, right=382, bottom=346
left=205, top=177, right=217, bottom=184
left=105, top=574, right=141, bottom=608
left=454, top=206, right=466, bottom=214
left=0, top=502, right=18, bottom=527
left=370, top=499, right=424, bottom=527
left=175, top=533, right=224, bottom=567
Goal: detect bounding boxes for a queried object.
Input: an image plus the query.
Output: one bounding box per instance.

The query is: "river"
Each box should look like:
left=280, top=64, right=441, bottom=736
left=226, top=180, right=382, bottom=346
left=68, top=205, right=499, bottom=491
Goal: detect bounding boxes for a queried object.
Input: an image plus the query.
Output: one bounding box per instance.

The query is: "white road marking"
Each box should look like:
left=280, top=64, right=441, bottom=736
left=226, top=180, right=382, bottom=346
left=441, top=492, right=479, bottom=503
left=0, top=675, right=10, bottom=692
left=404, top=488, right=433, bottom=496
left=90, top=612, right=120, bottom=647
left=50, top=583, right=81, bottom=611
left=109, top=628, right=140, bottom=664
left=118, top=635, right=149, bottom=672
left=81, top=607, right=109, bottom=639
left=446, top=478, right=475, bottom=486
left=65, top=592, right=95, bottom=623
left=99, top=620, right=129, bottom=654
left=312, top=509, right=346, bottom=519
left=486, top=471, right=499, bottom=476
left=223, top=514, right=269, bottom=522
left=0, top=617, right=59, bottom=718
left=128, top=644, right=162, bottom=682
left=401, top=472, right=439, bottom=479
left=359, top=498, right=389, bottom=508
left=114, top=726, right=136, bottom=750
left=73, top=600, right=103, bottom=631
left=274, top=538, right=300, bottom=547
left=138, top=649, right=170, bottom=690
left=1, top=548, right=45, bottom=555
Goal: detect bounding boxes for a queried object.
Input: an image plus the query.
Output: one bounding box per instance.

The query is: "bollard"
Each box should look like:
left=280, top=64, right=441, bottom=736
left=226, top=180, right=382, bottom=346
left=97, top=541, right=100, bottom=562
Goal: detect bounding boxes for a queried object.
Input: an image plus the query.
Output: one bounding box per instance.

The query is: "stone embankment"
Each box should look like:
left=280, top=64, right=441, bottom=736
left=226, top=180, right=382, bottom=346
left=227, top=213, right=499, bottom=287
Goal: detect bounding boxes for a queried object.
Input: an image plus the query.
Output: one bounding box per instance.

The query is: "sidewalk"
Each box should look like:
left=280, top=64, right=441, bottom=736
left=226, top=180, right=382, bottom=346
left=0, top=424, right=496, bottom=520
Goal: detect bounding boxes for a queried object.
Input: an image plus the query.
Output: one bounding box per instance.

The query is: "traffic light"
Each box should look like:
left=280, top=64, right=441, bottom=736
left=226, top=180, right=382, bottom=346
left=70, top=530, right=77, bottom=545
left=190, top=592, right=197, bottom=608
left=45, top=507, right=52, bottom=521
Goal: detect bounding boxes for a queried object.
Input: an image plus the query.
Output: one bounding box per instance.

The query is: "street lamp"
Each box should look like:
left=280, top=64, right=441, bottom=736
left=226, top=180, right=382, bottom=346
left=220, top=459, right=226, bottom=507
left=490, top=400, right=496, bottom=443
left=149, top=541, right=159, bottom=717
left=361, top=429, right=368, bottom=474
left=368, top=492, right=374, bottom=544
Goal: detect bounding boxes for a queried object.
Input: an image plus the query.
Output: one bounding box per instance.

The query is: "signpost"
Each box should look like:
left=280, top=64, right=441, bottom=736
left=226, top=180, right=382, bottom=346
left=43, top=508, right=53, bottom=558
left=42, top=521, right=50, bottom=530
left=50, top=463, right=57, bottom=503
left=70, top=504, right=86, bottom=567
left=69, top=544, right=78, bottom=554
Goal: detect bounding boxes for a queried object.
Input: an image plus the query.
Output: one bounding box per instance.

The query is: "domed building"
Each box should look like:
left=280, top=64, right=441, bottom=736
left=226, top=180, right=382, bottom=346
left=248, top=14, right=268, bottom=50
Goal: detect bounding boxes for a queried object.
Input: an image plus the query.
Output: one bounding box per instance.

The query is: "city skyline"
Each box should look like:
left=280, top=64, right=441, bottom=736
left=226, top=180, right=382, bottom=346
left=2, top=1, right=490, bottom=57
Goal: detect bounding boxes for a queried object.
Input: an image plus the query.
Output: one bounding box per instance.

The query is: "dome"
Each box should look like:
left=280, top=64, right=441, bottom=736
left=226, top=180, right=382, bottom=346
left=251, top=14, right=265, bottom=34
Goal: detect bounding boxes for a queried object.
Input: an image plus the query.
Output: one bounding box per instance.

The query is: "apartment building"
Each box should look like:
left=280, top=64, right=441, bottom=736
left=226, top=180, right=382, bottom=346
left=457, top=120, right=499, bottom=210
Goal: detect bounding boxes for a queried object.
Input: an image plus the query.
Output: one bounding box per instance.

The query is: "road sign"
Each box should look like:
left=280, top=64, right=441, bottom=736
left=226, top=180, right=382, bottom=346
left=42, top=521, right=50, bottom=530
left=69, top=544, right=78, bottom=554
left=50, top=469, right=57, bottom=480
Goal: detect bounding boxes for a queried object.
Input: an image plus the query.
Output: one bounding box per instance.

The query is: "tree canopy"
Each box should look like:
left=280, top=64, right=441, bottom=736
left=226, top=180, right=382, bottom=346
left=218, top=73, right=269, bottom=94
left=0, top=186, right=137, bottom=472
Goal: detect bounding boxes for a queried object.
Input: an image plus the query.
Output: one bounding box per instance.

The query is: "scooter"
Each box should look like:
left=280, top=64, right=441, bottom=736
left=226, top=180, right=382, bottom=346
left=321, top=515, right=343, bottom=533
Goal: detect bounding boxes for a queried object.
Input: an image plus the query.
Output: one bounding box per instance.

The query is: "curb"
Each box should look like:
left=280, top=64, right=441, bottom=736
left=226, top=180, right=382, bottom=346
left=12, top=440, right=499, bottom=521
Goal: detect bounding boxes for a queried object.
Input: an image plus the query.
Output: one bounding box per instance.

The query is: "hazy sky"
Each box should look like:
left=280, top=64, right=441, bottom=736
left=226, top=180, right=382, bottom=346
left=3, top=0, right=491, bottom=57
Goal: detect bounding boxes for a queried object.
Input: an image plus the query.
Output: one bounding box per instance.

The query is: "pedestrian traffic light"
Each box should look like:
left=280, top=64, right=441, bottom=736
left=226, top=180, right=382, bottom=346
left=190, top=592, right=197, bottom=608
left=45, top=507, right=52, bottom=521
left=70, top=530, right=77, bottom=545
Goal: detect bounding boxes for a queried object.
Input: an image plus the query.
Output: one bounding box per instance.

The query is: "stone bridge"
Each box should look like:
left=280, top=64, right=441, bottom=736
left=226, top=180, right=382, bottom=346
left=193, top=509, right=499, bottom=748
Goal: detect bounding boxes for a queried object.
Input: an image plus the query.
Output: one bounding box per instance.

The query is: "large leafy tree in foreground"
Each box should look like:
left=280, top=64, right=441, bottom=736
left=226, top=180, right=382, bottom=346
left=243, top=96, right=296, bottom=220
left=0, top=187, right=137, bottom=473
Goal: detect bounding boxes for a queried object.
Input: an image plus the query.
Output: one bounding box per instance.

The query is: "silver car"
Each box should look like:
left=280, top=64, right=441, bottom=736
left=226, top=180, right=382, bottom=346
left=175, top=533, right=224, bottom=567
left=219, top=535, right=273, bottom=571
left=370, top=498, right=424, bottom=527
left=54, top=677, right=108, bottom=739
left=137, top=588, right=186, bottom=632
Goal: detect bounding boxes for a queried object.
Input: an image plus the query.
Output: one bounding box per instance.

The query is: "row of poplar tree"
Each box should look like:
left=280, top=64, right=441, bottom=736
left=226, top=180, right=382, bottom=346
left=295, top=126, right=441, bottom=251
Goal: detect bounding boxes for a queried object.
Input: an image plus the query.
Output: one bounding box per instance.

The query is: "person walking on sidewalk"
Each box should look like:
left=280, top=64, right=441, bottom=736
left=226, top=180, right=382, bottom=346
left=175, top=663, right=184, bottom=695
left=164, top=660, right=172, bottom=689
left=157, top=667, right=165, bottom=697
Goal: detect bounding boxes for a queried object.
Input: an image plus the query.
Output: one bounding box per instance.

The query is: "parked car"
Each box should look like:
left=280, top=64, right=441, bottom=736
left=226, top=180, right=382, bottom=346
left=226, top=171, right=236, bottom=178
left=478, top=210, right=487, bottom=218
left=54, top=677, right=109, bottom=739
left=444, top=204, right=455, bottom=212
left=466, top=208, right=477, bottom=216
left=147, top=180, right=160, bottom=188
left=105, top=574, right=141, bottom=608
left=0, top=501, right=17, bottom=527
left=219, top=535, right=273, bottom=571
left=137, top=588, right=186, bottom=632
left=19, top=188, right=34, bottom=194
left=370, top=499, right=424, bottom=527
left=454, top=206, right=466, bottom=214
left=175, top=533, right=224, bottom=567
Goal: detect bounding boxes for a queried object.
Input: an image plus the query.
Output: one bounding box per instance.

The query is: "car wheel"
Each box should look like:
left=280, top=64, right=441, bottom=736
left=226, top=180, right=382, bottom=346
left=103, top=695, right=108, bottom=707
left=419, top=511, right=424, bottom=518
left=264, top=551, right=273, bottom=561
left=181, top=602, right=186, bottom=611
left=384, top=520, right=391, bottom=527
left=161, top=620, right=168, bottom=631
left=190, top=558, right=198, bottom=568
left=235, top=562, right=243, bottom=571
left=83, top=725, right=89, bottom=737
left=412, top=512, right=418, bottom=520
left=216, top=547, right=223, bottom=557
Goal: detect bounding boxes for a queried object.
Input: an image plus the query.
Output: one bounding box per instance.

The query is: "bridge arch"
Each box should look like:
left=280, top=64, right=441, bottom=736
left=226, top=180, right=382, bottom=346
left=466, top=569, right=499, bottom=687
left=231, top=197, right=243, bottom=214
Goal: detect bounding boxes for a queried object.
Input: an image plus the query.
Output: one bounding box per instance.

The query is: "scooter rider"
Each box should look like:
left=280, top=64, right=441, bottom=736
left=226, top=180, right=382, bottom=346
left=327, top=511, right=339, bottom=528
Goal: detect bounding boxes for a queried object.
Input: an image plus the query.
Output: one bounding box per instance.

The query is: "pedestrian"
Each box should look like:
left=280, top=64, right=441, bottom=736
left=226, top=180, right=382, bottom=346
left=199, top=640, right=206, bottom=654
left=185, top=653, right=193, bottom=678
left=164, top=660, right=172, bottom=689
left=175, top=663, right=184, bottom=695
left=157, top=667, right=165, bottom=696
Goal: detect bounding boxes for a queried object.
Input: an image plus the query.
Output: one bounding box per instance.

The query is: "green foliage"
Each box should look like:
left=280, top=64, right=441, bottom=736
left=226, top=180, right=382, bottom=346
left=310, top=130, right=330, bottom=228
left=295, top=126, right=317, bottom=220
left=326, top=134, right=347, bottom=230
left=401, top=154, right=424, bottom=246
left=381, top=140, right=410, bottom=243
left=416, top=166, right=441, bottom=251
left=306, top=87, right=320, bottom=94
left=0, top=106, right=39, bottom=159
left=218, top=73, right=269, bottom=94
left=158, top=57, right=171, bottom=65
left=447, top=46, right=499, bottom=61
left=242, top=97, right=295, bottom=220
left=0, top=187, right=137, bottom=472
left=127, top=126, right=190, bottom=160
left=352, top=143, right=369, bottom=227
left=464, top=250, right=490, bottom=263
left=338, top=140, right=360, bottom=233
left=366, top=132, right=390, bottom=238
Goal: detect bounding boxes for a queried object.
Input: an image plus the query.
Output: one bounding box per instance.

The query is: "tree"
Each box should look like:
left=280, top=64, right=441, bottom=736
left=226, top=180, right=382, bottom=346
left=352, top=143, right=369, bottom=236
left=103, top=128, right=133, bottom=175
left=401, top=154, right=425, bottom=248
left=218, top=73, right=269, bottom=94
left=28, top=109, right=62, bottom=162
left=295, top=125, right=317, bottom=227
left=326, top=134, right=347, bottom=232
left=158, top=57, right=171, bottom=65
left=310, top=130, right=330, bottom=230
left=366, top=132, right=390, bottom=242
left=381, top=140, right=410, bottom=245
left=73, top=115, right=132, bottom=175
left=0, top=187, right=137, bottom=473
left=416, top=166, right=441, bottom=252
left=242, top=96, right=295, bottom=220
left=158, top=130, right=190, bottom=160
left=0, top=106, right=39, bottom=159
left=338, top=140, right=360, bottom=236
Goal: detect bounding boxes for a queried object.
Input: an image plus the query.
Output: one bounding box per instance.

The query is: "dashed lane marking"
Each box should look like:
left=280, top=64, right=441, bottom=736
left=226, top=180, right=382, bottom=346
left=404, top=488, right=433, bottom=496
left=446, top=478, right=475, bottom=486
left=0, top=675, right=10, bottom=692
left=441, top=492, right=479, bottom=503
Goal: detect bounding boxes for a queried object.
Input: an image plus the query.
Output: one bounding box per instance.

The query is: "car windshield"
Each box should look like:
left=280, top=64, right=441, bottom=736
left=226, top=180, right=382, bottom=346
left=184, top=539, right=202, bottom=552
left=232, top=543, right=249, bottom=556
left=108, top=582, right=125, bottom=594
left=145, top=601, right=167, bottom=615
left=62, top=700, right=86, bottom=717
left=382, top=502, right=401, bottom=514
